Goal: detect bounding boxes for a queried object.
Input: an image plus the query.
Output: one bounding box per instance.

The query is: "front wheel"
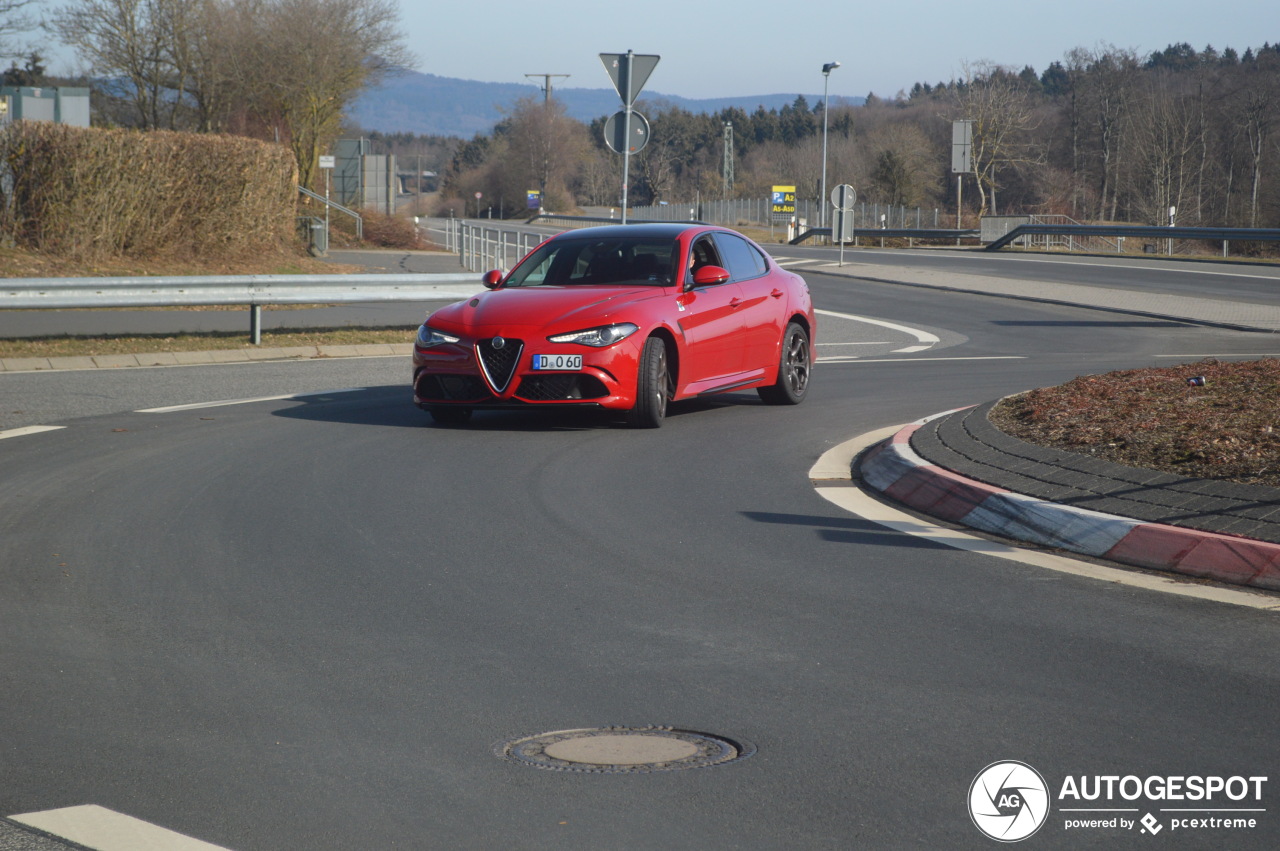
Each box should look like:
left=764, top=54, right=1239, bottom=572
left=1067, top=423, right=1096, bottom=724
left=625, top=337, right=671, bottom=428
left=758, top=322, right=811, bottom=405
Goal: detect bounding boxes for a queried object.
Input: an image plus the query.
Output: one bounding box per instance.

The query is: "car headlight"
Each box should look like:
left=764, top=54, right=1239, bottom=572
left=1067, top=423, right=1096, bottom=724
left=547, top=322, right=638, bottom=347
left=416, top=325, right=460, bottom=347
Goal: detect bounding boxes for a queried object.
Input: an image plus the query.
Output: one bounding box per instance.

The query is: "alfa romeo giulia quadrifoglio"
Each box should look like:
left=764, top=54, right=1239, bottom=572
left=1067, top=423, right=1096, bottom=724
left=412, top=223, right=816, bottom=428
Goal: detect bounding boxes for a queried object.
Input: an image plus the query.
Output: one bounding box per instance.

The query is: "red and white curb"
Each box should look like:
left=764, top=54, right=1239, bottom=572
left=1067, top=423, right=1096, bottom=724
left=860, top=417, right=1280, bottom=593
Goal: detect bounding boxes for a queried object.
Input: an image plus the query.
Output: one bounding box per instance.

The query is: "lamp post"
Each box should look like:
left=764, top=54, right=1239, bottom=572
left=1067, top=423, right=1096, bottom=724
left=820, top=61, right=841, bottom=238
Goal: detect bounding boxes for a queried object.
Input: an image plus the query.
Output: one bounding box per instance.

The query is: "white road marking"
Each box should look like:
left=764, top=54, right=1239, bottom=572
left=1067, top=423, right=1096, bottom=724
left=810, top=430, right=1280, bottom=611
left=815, top=307, right=939, bottom=353
left=137, top=388, right=363, bottom=413
left=10, top=804, right=232, bottom=851
left=0, top=425, right=65, bottom=440
left=818, top=356, right=1025, bottom=365
left=816, top=341, right=892, bottom=346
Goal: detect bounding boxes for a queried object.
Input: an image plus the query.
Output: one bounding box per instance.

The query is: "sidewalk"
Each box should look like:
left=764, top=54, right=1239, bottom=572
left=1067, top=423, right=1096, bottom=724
left=0, top=343, right=413, bottom=373
left=811, top=258, right=1280, bottom=333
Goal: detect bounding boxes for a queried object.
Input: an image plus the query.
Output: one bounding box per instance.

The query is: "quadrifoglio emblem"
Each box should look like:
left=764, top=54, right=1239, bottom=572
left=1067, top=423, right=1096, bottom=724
left=969, top=761, right=1269, bottom=842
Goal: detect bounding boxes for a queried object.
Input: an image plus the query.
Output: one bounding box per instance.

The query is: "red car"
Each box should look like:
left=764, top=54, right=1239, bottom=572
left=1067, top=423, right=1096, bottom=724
left=412, top=223, right=815, bottom=427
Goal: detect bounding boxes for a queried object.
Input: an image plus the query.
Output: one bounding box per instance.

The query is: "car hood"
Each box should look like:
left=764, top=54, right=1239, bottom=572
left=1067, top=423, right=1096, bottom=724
left=429, top=285, right=664, bottom=334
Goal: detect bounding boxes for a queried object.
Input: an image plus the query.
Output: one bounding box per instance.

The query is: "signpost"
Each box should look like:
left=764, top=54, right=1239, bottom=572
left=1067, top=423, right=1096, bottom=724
left=831, top=184, right=856, bottom=266
left=599, top=50, right=660, bottom=224
left=319, top=154, right=335, bottom=250
left=952, top=120, right=972, bottom=241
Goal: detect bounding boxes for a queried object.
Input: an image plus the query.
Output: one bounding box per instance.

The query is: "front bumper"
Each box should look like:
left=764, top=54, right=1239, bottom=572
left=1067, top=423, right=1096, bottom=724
left=412, top=335, right=641, bottom=410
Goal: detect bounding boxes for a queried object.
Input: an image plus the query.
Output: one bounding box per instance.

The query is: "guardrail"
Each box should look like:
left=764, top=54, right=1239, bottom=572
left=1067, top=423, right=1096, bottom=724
left=1, top=273, right=486, bottom=344
left=984, top=224, right=1280, bottom=253
left=791, top=227, right=979, bottom=245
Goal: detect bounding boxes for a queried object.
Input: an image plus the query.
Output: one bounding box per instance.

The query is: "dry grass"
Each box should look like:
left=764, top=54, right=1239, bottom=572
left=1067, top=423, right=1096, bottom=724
left=0, top=244, right=361, bottom=279
left=990, top=359, right=1280, bottom=487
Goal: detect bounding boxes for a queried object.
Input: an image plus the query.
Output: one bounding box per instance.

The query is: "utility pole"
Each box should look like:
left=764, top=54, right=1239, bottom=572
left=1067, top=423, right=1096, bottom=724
left=525, top=73, right=570, bottom=104
left=722, top=121, right=734, bottom=200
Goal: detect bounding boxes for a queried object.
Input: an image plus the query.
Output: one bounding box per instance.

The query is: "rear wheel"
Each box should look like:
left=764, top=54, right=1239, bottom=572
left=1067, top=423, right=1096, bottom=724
left=626, top=337, right=671, bottom=428
left=758, top=322, right=811, bottom=405
left=428, top=406, right=473, bottom=425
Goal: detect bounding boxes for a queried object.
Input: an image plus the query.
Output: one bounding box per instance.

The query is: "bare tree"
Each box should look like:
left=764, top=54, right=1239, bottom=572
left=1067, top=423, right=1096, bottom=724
left=951, top=61, right=1042, bottom=217
left=217, top=0, right=411, bottom=189
left=498, top=95, right=587, bottom=210
left=1124, top=72, right=1201, bottom=224
left=1073, top=46, right=1140, bottom=220
left=0, top=0, right=35, bottom=59
left=1229, top=51, right=1280, bottom=227
left=864, top=122, right=939, bottom=206
left=49, top=0, right=212, bottom=129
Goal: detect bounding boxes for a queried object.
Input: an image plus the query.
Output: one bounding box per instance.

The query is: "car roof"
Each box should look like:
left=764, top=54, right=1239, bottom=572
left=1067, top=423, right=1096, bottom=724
left=550, top=223, right=716, bottom=241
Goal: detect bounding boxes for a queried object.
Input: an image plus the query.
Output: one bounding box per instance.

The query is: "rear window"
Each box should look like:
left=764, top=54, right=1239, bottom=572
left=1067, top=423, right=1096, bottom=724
left=506, top=237, right=678, bottom=287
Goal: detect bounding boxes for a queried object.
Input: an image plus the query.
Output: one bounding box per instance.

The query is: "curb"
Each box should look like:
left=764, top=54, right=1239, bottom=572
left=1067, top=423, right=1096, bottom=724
left=860, top=419, right=1280, bottom=593
left=0, top=343, right=414, bottom=373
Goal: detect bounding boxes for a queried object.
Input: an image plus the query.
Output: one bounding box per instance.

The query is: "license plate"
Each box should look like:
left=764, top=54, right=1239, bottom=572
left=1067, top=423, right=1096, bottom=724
left=532, top=354, right=582, bottom=371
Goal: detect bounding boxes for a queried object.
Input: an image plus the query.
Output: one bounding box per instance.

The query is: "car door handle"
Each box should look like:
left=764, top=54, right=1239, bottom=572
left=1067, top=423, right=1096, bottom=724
left=729, top=297, right=743, bottom=308
left=770, top=288, right=784, bottom=299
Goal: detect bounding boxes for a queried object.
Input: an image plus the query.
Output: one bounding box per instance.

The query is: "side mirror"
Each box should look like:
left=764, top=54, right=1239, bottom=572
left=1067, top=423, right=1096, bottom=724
left=691, top=265, right=730, bottom=288
left=482, top=269, right=504, bottom=289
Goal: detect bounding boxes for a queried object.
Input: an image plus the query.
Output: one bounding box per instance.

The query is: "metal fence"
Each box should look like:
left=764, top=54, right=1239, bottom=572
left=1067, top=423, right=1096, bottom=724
left=444, top=219, right=547, bottom=272
left=622, top=199, right=948, bottom=231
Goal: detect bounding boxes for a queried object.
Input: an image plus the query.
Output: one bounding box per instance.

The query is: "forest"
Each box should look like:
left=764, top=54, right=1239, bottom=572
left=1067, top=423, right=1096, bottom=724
left=438, top=42, right=1280, bottom=232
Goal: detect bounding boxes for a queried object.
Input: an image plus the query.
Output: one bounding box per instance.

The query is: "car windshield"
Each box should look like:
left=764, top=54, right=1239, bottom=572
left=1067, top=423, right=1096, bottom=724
left=504, top=237, right=677, bottom=287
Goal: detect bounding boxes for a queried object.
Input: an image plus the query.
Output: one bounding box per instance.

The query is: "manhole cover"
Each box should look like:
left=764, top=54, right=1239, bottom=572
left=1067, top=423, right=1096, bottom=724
left=497, top=726, right=754, bottom=774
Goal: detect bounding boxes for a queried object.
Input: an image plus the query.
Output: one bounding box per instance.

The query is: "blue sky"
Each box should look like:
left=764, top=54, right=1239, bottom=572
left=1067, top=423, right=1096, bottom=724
left=27, top=0, right=1273, bottom=102
left=395, top=0, right=1276, bottom=100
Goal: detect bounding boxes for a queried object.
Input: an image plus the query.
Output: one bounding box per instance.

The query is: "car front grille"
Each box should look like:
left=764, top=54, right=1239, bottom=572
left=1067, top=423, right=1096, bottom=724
left=476, top=338, right=523, bottom=392
left=516, top=374, right=609, bottom=402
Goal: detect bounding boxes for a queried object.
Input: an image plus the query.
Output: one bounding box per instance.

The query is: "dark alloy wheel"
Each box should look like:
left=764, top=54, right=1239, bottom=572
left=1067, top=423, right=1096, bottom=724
left=428, top=406, right=473, bottom=425
left=758, top=322, right=811, bottom=405
left=626, top=337, right=671, bottom=428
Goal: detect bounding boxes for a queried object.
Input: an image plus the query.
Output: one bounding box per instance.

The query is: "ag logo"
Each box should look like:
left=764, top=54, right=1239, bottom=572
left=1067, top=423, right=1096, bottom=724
left=969, top=761, right=1050, bottom=842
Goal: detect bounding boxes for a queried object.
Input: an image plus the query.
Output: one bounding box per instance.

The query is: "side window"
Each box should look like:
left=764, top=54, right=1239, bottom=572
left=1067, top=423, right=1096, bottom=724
left=713, top=233, right=769, bottom=281
left=686, top=237, right=725, bottom=286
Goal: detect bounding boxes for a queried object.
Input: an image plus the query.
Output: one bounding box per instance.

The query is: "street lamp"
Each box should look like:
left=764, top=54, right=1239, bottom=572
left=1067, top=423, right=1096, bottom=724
left=820, top=61, right=841, bottom=237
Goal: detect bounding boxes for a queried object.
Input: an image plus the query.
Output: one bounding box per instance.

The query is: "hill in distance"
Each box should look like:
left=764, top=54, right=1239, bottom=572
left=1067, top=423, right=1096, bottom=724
left=350, top=68, right=865, bottom=138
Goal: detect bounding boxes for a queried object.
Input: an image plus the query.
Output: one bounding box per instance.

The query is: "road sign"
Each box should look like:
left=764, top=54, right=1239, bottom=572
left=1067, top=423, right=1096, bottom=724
left=834, top=209, right=855, bottom=242
left=952, top=120, right=973, bottom=173
left=831, top=184, right=856, bottom=211
left=603, top=110, right=651, bottom=154
left=599, top=52, right=660, bottom=107
left=318, top=155, right=335, bottom=169
left=771, top=185, right=797, bottom=216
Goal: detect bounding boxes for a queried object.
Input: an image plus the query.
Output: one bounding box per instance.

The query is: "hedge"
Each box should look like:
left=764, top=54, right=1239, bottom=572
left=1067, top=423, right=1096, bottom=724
left=0, top=123, right=298, bottom=260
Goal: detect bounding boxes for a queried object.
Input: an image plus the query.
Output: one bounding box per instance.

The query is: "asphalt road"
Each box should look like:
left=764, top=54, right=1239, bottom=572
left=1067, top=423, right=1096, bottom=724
left=2, top=249, right=1278, bottom=849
